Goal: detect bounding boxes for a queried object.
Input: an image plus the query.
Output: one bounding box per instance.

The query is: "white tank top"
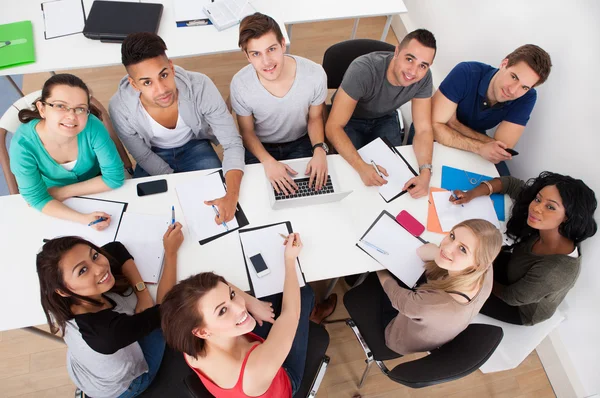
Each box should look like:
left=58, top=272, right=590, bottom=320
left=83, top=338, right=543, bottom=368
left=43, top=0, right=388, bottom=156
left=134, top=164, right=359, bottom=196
left=142, top=105, right=194, bottom=149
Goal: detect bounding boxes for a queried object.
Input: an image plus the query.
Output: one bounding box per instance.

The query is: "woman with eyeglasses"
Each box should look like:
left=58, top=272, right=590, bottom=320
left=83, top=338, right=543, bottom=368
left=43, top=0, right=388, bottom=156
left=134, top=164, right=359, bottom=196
left=10, top=74, right=125, bottom=229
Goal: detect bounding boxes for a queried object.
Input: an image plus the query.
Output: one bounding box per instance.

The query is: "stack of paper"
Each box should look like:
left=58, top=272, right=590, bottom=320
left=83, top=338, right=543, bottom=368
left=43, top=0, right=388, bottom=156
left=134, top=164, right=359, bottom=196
left=204, top=0, right=256, bottom=31
left=357, top=138, right=416, bottom=202
left=115, top=213, right=170, bottom=283
left=357, top=212, right=424, bottom=288
left=176, top=172, right=239, bottom=242
left=239, top=223, right=305, bottom=298
left=431, top=190, right=500, bottom=232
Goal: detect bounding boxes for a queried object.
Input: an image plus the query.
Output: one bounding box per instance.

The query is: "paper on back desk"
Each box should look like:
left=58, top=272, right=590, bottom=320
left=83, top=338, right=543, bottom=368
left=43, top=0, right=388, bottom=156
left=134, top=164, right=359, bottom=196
left=431, top=190, right=500, bottom=232
left=116, top=213, right=169, bottom=283
left=176, top=172, right=239, bottom=242
left=239, top=223, right=305, bottom=298
left=357, top=214, right=424, bottom=288
left=44, top=197, right=126, bottom=246
left=358, top=138, right=414, bottom=201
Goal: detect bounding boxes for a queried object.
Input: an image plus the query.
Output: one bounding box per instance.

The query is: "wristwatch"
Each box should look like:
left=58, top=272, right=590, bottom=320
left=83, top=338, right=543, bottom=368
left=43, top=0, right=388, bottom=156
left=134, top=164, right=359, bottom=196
left=135, top=281, right=147, bottom=292
left=312, top=142, right=329, bottom=154
left=419, top=163, right=433, bottom=174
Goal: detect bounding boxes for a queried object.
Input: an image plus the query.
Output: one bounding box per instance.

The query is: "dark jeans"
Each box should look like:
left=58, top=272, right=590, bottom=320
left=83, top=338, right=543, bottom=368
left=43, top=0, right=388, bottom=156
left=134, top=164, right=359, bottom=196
left=252, top=285, right=315, bottom=396
left=479, top=249, right=523, bottom=325
left=245, top=134, right=313, bottom=164
left=133, top=139, right=222, bottom=178
left=344, top=113, right=403, bottom=150
left=118, top=328, right=166, bottom=398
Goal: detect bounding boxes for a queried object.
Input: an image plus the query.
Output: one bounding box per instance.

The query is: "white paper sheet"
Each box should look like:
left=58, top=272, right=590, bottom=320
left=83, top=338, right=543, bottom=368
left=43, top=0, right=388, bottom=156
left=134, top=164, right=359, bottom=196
left=116, top=213, right=169, bottom=283
left=176, top=173, right=239, bottom=242
left=357, top=213, right=424, bottom=288
left=357, top=138, right=415, bottom=201
left=42, top=0, right=85, bottom=39
left=45, top=197, right=127, bottom=246
left=239, top=224, right=305, bottom=298
left=431, top=190, right=500, bottom=232
left=172, top=0, right=211, bottom=23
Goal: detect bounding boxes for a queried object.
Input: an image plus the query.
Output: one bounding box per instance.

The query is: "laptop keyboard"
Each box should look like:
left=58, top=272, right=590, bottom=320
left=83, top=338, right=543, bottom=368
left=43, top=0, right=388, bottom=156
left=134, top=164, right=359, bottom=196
left=274, top=176, right=334, bottom=201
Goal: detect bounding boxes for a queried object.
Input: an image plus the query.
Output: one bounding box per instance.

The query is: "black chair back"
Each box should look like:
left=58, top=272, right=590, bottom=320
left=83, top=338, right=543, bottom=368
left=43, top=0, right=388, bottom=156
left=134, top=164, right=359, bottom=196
left=388, top=323, right=504, bottom=388
left=322, top=39, right=396, bottom=90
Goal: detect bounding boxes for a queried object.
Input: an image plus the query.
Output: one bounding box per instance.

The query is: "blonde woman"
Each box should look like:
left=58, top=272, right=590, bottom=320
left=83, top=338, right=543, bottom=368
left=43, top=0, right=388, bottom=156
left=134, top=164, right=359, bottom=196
left=375, top=219, right=502, bottom=354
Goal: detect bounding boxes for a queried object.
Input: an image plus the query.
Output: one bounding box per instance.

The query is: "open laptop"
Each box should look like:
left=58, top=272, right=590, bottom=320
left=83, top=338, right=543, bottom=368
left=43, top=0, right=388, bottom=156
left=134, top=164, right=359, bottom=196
left=268, top=158, right=353, bottom=210
left=83, top=1, right=163, bottom=43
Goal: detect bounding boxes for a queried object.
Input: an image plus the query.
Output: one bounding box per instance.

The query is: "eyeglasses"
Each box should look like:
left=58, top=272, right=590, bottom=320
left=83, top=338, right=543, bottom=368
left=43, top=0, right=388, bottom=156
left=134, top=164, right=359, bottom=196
left=43, top=102, right=90, bottom=115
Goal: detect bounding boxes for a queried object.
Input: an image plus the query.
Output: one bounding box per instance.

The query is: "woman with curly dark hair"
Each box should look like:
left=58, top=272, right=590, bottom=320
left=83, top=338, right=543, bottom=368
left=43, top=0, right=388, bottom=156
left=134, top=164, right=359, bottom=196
left=450, top=171, right=597, bottom=325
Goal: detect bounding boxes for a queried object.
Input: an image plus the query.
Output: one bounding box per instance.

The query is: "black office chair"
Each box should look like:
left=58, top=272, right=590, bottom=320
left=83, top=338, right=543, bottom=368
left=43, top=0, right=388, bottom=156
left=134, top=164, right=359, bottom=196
left=184, top=322, right=331, bottom=398
left=138, top=345, right=197, bottom=398
left=343, top=273, right=504, bottom=389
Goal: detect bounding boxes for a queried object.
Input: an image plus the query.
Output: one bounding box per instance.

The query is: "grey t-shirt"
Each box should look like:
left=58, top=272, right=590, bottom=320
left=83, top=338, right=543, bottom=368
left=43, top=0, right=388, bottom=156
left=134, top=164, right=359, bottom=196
left=230, top=55, right=327, bottom=144
left=340, top=51, right=433, bottom=119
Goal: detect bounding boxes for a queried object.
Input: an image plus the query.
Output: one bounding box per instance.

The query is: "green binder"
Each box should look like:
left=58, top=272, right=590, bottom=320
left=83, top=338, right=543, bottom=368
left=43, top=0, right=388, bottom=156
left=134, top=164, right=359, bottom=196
left=0, top=20, right=35, bottom=70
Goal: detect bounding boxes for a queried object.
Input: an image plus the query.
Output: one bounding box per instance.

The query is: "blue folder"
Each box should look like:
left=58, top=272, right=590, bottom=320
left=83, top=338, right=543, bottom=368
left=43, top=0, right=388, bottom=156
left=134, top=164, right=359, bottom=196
left=441, top=166, right=505, bottom=221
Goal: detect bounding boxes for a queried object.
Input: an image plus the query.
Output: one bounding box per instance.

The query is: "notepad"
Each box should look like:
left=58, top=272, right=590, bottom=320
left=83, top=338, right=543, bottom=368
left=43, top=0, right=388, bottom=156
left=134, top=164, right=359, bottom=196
left=239, top=223, right=305, bottom=298
left=431, top=190, right=500, bottom=232
left=115, top=213, right=170, bottom=283
left=357, top=212, right=424, bottom=288
left=204, top=0, right=256, bottom=31
left=45, top=197, right=127, bottom=246
left=176, top=172, right=239, bottom=242
left=42, top=0, right=86, bottom=39
left=173, top=0, right=211, bottom=26
left=357, top=138, right=416, bottom=202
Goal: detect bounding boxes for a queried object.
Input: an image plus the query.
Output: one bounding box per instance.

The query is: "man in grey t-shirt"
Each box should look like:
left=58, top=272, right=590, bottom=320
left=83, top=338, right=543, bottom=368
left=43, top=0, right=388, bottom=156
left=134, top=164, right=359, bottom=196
left=325, top=29, right=437, bottom=199
left=232, top=13, right=329, bottom=194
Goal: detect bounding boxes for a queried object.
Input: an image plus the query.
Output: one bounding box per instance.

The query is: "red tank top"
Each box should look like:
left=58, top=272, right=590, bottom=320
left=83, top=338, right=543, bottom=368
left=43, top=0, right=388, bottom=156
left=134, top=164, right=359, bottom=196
left=185, top=333, right=292, bottom=398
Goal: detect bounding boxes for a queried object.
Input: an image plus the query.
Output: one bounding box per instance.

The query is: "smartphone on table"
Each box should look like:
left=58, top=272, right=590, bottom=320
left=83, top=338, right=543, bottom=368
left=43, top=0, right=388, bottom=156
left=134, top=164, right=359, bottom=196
left=247, top=251, right=271, bottom=278
left=137, top=179, right=168, bottom=197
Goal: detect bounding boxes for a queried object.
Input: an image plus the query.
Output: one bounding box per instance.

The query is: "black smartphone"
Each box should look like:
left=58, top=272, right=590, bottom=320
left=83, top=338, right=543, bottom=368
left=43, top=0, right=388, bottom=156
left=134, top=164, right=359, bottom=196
left=248, top=252, right=271, bottom=277
left=137, top=179, right=168, bottom=196
left=505, top=148, right=519, bottom=156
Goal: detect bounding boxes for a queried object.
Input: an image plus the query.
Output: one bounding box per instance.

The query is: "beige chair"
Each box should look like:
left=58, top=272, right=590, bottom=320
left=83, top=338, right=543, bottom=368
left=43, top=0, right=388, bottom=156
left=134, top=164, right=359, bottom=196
left=0, top=90, right=133, bottom=194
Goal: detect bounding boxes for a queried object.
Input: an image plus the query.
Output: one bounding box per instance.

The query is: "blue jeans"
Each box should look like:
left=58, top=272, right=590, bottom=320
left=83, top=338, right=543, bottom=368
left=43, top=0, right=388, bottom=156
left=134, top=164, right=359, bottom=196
left=118, top=328, right=166, bottom=398
left=252, top=285, right=315, bottom=396
left=133, top=139, right=222, bottom=178
left=343, top=113, right=403, bottom=150
left=245, top=134, right=313, bottom=164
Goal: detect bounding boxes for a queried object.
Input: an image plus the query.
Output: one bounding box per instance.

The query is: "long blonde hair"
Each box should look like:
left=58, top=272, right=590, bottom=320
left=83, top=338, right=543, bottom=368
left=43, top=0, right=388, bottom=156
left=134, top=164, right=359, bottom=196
left=418, top=219, right=502, bottom=293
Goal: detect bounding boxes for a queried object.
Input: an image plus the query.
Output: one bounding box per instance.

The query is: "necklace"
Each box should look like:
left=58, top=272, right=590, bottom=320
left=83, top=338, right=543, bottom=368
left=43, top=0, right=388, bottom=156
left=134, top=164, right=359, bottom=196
left=464, top=170, right=484, bottom=186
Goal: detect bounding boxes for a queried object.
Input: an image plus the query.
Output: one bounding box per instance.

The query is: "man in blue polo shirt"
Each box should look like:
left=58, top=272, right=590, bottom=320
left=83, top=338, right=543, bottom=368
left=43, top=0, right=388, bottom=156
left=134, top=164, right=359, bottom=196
left=432, top=44, right=551, bottom=175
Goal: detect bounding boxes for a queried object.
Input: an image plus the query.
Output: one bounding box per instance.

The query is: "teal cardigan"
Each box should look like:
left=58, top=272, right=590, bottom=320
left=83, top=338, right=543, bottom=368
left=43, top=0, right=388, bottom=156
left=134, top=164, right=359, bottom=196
left=9, top=115, right=125, bottom=211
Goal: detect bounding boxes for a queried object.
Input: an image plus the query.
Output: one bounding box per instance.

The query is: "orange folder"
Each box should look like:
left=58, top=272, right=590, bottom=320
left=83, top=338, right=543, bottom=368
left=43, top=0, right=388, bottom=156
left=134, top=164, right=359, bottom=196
left=427, top=187, right=448, bottom=234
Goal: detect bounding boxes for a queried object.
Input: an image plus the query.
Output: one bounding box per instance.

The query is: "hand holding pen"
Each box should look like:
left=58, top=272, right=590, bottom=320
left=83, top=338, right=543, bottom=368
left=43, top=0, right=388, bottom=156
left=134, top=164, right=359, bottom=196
left=279, top=233, right=300, bottom=247
left=86, top=212, right=111, bottom=231
left=211, top=204, right=229, bottom=231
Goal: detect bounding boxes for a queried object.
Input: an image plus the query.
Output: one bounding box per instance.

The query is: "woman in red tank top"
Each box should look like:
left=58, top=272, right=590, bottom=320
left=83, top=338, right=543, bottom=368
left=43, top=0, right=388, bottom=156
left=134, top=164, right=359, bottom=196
left=161, top=233, right=314, bottom=397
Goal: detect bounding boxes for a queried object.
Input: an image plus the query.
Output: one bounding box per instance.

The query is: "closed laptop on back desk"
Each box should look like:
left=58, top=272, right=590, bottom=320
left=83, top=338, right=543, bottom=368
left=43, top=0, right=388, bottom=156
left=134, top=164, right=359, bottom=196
left=83, top=1, right=163, bottom=43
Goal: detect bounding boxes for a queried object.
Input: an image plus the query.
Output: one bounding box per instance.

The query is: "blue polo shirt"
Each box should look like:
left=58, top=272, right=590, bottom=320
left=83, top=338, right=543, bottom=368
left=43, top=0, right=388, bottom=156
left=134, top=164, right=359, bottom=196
left=439, top=62, right=537, bottom=134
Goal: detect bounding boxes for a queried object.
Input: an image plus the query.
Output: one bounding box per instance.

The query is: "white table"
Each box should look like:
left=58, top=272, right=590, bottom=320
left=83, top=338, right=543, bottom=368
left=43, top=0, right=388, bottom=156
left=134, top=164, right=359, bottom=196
left=0, top=0, right=406, bottom=81
left=0, top=143, right=502, bottom=332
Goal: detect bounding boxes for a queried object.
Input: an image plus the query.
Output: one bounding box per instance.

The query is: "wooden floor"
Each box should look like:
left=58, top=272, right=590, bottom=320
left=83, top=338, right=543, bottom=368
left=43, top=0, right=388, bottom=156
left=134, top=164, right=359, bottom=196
left=3, top=16, right=555, bottom=398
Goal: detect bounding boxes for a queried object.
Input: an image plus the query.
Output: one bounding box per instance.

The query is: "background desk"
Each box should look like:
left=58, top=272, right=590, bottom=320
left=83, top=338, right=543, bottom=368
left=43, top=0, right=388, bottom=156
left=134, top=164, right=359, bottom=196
left=0, top=143, right=504, bottom=332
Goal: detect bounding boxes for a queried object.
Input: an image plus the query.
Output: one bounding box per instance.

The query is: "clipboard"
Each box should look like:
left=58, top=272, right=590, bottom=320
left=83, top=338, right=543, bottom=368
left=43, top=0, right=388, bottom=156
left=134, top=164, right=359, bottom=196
left=376, top=137, right=418, bottom=203
left=41, top=0, right=87, bottom=40
left=238, top=221, right=306, bottom=298
left=198, top=169, right=249, bottom=245
left=441, top=165, right=505, bottom=221
left=356, top=210, right=426, bottom=289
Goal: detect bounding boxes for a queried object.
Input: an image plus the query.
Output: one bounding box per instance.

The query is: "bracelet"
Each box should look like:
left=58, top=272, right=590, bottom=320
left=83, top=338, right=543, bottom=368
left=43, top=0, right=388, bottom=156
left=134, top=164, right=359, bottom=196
left=482, top=180, right=493, bottom=196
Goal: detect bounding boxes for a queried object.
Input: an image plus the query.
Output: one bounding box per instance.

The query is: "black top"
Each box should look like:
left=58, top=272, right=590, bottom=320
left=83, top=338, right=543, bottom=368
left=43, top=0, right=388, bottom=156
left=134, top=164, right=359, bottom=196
left=72, top=242, right=161, bottom=355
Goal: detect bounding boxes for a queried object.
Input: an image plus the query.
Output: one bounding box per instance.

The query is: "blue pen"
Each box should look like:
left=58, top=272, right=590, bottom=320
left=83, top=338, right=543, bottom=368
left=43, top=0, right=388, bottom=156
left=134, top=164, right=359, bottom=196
left=361, top=240, right=389, bottom=255
left=88, top=217, right=107, bottom=227
left=171, top=205, right=175, bottom=227
left=212, top=205, right=229, bottom=231
left=451, top=192, right=465, bottom=207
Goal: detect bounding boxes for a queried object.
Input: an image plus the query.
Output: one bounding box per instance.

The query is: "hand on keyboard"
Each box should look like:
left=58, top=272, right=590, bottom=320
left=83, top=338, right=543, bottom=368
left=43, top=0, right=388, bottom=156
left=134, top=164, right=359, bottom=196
left=264, top=158, right=299, bottom=196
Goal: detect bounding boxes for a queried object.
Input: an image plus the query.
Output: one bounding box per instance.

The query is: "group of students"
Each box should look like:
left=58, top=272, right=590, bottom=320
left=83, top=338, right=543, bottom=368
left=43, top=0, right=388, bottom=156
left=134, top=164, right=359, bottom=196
left=7, top=11, right=598, bottom=398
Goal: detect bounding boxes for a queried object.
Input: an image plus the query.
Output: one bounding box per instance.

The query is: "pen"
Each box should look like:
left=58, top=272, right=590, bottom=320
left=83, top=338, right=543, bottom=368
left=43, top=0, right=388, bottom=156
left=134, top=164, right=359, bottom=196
left=451, top=192, right=465, bottom=207
left=212, top=205, right=229, bottom=231
left=370, top=160, right=384, bottom=178
left=88, top=217, right=107, bottom=227
left=361, top=240, right=389, bottom=255
left=171, top=205, right=175, bottom=227
left=278, top=232, right=300, bottom=246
